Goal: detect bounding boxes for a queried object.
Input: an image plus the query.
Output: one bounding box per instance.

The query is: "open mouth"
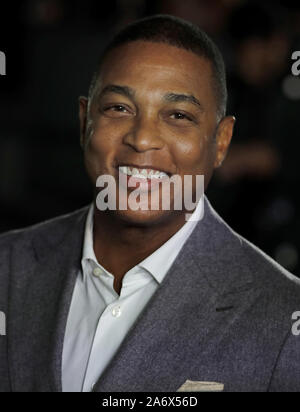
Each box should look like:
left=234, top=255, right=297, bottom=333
left=118, top=166, right=169, bottom=180
left=117, top=165, right=171, bottom=192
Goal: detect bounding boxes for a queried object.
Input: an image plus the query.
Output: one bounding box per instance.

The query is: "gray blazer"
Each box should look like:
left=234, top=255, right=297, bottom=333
left=1, top=197, right=300, bottom=392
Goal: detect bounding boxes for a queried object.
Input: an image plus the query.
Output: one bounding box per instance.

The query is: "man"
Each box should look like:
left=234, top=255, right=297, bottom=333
left=0, top=15, right=300, bottom=393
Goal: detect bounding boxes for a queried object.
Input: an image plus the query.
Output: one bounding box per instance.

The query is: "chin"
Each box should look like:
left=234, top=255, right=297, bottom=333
left=112, top=208, right=177, bottom=228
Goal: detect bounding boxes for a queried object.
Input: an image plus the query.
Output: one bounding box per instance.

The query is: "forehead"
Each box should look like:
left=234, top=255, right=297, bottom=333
left=98, top=41, right=214, bottom=101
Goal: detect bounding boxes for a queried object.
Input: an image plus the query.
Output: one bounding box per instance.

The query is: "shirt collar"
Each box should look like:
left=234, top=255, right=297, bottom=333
left=81, top=198, right=204, bottom=284
left=81, top=204, right=100, bottom=278
left=138, top=197, right=204, bottom=283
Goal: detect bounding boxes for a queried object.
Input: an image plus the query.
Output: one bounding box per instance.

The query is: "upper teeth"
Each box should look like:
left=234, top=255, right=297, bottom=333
left=119, top=166, right=168, bottom=179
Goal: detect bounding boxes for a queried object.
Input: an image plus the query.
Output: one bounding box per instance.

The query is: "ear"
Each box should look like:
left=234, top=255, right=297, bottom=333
left=214, top=116, right=236, bottom=169
left=79, top=96, right=88, bottom=149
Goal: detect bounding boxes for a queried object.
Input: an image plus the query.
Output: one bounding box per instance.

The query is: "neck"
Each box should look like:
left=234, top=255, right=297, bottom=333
left=93, top=208, right=188, bottom=282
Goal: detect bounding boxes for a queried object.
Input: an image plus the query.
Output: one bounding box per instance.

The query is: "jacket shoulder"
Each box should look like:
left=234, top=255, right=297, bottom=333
left=239, top=234, right=300, bottom=294
left=206, top=197, right=300, bottom=306
left=0, top=206, right=90, bottom=249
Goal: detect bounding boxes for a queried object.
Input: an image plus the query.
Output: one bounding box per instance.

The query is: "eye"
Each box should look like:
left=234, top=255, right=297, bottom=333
left=105, top=105, right=128, bottom=113
left=101, top=104, right=134, bottom=118
left=170, top=112, right=193, bottom=122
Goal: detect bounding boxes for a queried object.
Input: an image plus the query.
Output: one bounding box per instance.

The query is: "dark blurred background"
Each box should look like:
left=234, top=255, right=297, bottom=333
left=1, top=0, right=300, bottom=276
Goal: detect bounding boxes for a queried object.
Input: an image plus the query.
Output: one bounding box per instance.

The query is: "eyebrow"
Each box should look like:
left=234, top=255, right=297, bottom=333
left=98, top=84, right=135, bottom=100
left=164, top=93, right=204, bottom=111
left=98, top=85, right=204, bottom=112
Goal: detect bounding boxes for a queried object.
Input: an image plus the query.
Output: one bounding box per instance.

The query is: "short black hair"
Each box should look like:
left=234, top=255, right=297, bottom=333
left=89, top=14, right=227, bottom=119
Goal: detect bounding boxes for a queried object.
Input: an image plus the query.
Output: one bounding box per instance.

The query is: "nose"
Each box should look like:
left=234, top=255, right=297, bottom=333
left=122, top=114, right=165, bottom=153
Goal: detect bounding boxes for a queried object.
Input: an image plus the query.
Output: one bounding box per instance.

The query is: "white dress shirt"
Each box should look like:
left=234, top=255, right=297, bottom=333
left=62, top=199, right=204, bottom=392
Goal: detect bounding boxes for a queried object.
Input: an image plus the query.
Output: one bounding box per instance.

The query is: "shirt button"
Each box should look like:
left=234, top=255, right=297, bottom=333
left=111, top=306, right=122, bottom=318
left=93, top=268, right=102, bottom=278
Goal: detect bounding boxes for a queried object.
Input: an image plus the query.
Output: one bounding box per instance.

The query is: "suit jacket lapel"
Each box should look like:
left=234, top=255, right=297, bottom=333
left=8, top=208, right=88, bottom=392
left=93, top=198, right=256, bottom=392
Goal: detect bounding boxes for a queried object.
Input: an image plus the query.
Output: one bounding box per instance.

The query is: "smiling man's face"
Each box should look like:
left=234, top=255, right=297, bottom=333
left=80, top=40, right=234, bottom=226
